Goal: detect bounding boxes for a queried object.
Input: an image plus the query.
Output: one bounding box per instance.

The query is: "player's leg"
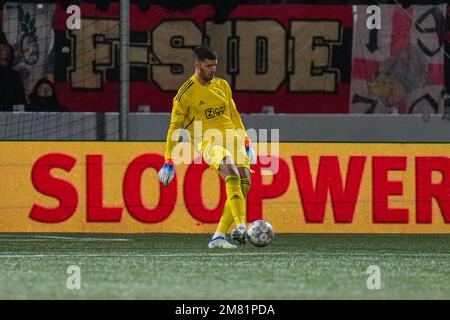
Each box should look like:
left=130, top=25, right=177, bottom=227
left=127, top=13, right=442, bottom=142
left=206, top=143, right=245, bottom=248
left=218, top=167, right=250, bottom=229
left=218, top=157, right=246, bottom=227
left=215, top=132, right=252, bottom=240
left=229, top=167, right=251, bottom=242
left=209, top=157, right=245, bottom=249
left=238, top=166, right=251, bottom=198
left=215, top=166, right=251, bottom=241
left=215, top=201, right=233, bottom=235
left=212, top=159, right=238, bottom=242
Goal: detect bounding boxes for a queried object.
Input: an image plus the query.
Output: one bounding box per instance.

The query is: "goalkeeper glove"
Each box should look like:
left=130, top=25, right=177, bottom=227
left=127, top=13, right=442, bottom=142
left=158, top=159, right=175, bottom=187
left=245, top=140, right=257, bottom=166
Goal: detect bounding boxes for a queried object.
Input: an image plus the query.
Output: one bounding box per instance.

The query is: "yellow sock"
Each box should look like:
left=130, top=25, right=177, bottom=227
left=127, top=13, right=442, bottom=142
left=224, top=175, right=246, bottom=226
left=216, top=201, right=233, bottom=234
left=216, top=177, right=251, bottom=234
left=240, top=177, right=251, bottom=198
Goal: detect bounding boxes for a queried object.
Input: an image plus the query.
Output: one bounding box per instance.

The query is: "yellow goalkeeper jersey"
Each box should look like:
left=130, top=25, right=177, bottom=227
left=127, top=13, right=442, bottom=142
left=164, top=75, right=248, bottom=160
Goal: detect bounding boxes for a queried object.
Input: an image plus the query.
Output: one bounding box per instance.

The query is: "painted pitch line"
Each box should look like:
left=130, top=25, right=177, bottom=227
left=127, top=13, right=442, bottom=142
left=0, top=239, right=61, bottom=242
left=32, top=235, right=132, bottom=241
left=309, top=252, right=450, bottom=257
left=0, top=235, right=131, bottom=241
left=0, top=252, right=450, bottom=259
left=1, top=251, right=450, bottom=259
left=0, top=252, right=291, bottom=258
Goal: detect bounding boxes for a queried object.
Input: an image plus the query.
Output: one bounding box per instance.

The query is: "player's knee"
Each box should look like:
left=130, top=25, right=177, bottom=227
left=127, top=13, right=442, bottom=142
left=228, top=165, right=240, bottom=177
left=220, top=157, right=239, bottom=177
left=222, top=155, right=235, bottom=165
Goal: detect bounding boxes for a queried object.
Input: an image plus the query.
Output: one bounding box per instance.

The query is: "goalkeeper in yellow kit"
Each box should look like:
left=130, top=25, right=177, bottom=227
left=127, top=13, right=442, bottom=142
left=158, top=46, right=256, bottom=249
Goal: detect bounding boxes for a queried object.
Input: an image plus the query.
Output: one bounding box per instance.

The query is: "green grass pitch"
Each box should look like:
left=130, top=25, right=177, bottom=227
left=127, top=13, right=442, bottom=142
left=0, top=233, right=449, bottom=299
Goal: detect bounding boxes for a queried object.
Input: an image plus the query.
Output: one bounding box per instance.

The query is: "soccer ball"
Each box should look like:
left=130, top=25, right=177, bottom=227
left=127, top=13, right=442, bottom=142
left=246, top=220, right=275, bottom=247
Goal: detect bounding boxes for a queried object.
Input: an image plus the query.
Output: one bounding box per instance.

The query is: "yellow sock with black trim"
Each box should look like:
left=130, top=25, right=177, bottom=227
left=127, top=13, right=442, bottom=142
left=216, top=177, right=251, bottom=234
left=222, top=177, right=252, bottom=233
left=216, top=201, right=233, bottom=234
left=225, top=175, right=246, bottom=226
left=240, top=177, right=251, bottom=198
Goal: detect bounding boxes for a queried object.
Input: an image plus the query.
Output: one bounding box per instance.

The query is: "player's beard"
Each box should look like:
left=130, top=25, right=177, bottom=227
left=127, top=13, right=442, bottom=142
left=200, top=69, right=214, bottom=83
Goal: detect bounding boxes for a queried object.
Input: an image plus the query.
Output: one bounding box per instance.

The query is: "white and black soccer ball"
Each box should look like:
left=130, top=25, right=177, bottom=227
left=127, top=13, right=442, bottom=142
left=246, top=220, right=275, bottom=247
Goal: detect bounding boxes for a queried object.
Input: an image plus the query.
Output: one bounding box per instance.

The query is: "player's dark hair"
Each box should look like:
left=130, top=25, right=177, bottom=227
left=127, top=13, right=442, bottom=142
left=193, top=45, right=218, bottom=62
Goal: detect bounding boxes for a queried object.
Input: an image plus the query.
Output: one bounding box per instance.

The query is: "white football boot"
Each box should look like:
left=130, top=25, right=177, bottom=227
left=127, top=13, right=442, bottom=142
left=208, top=237, right=238, bottom=249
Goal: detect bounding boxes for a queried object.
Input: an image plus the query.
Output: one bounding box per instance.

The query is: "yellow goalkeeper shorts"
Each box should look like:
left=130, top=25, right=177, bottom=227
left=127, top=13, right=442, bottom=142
left=197, top=134, right=250, bottom=171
